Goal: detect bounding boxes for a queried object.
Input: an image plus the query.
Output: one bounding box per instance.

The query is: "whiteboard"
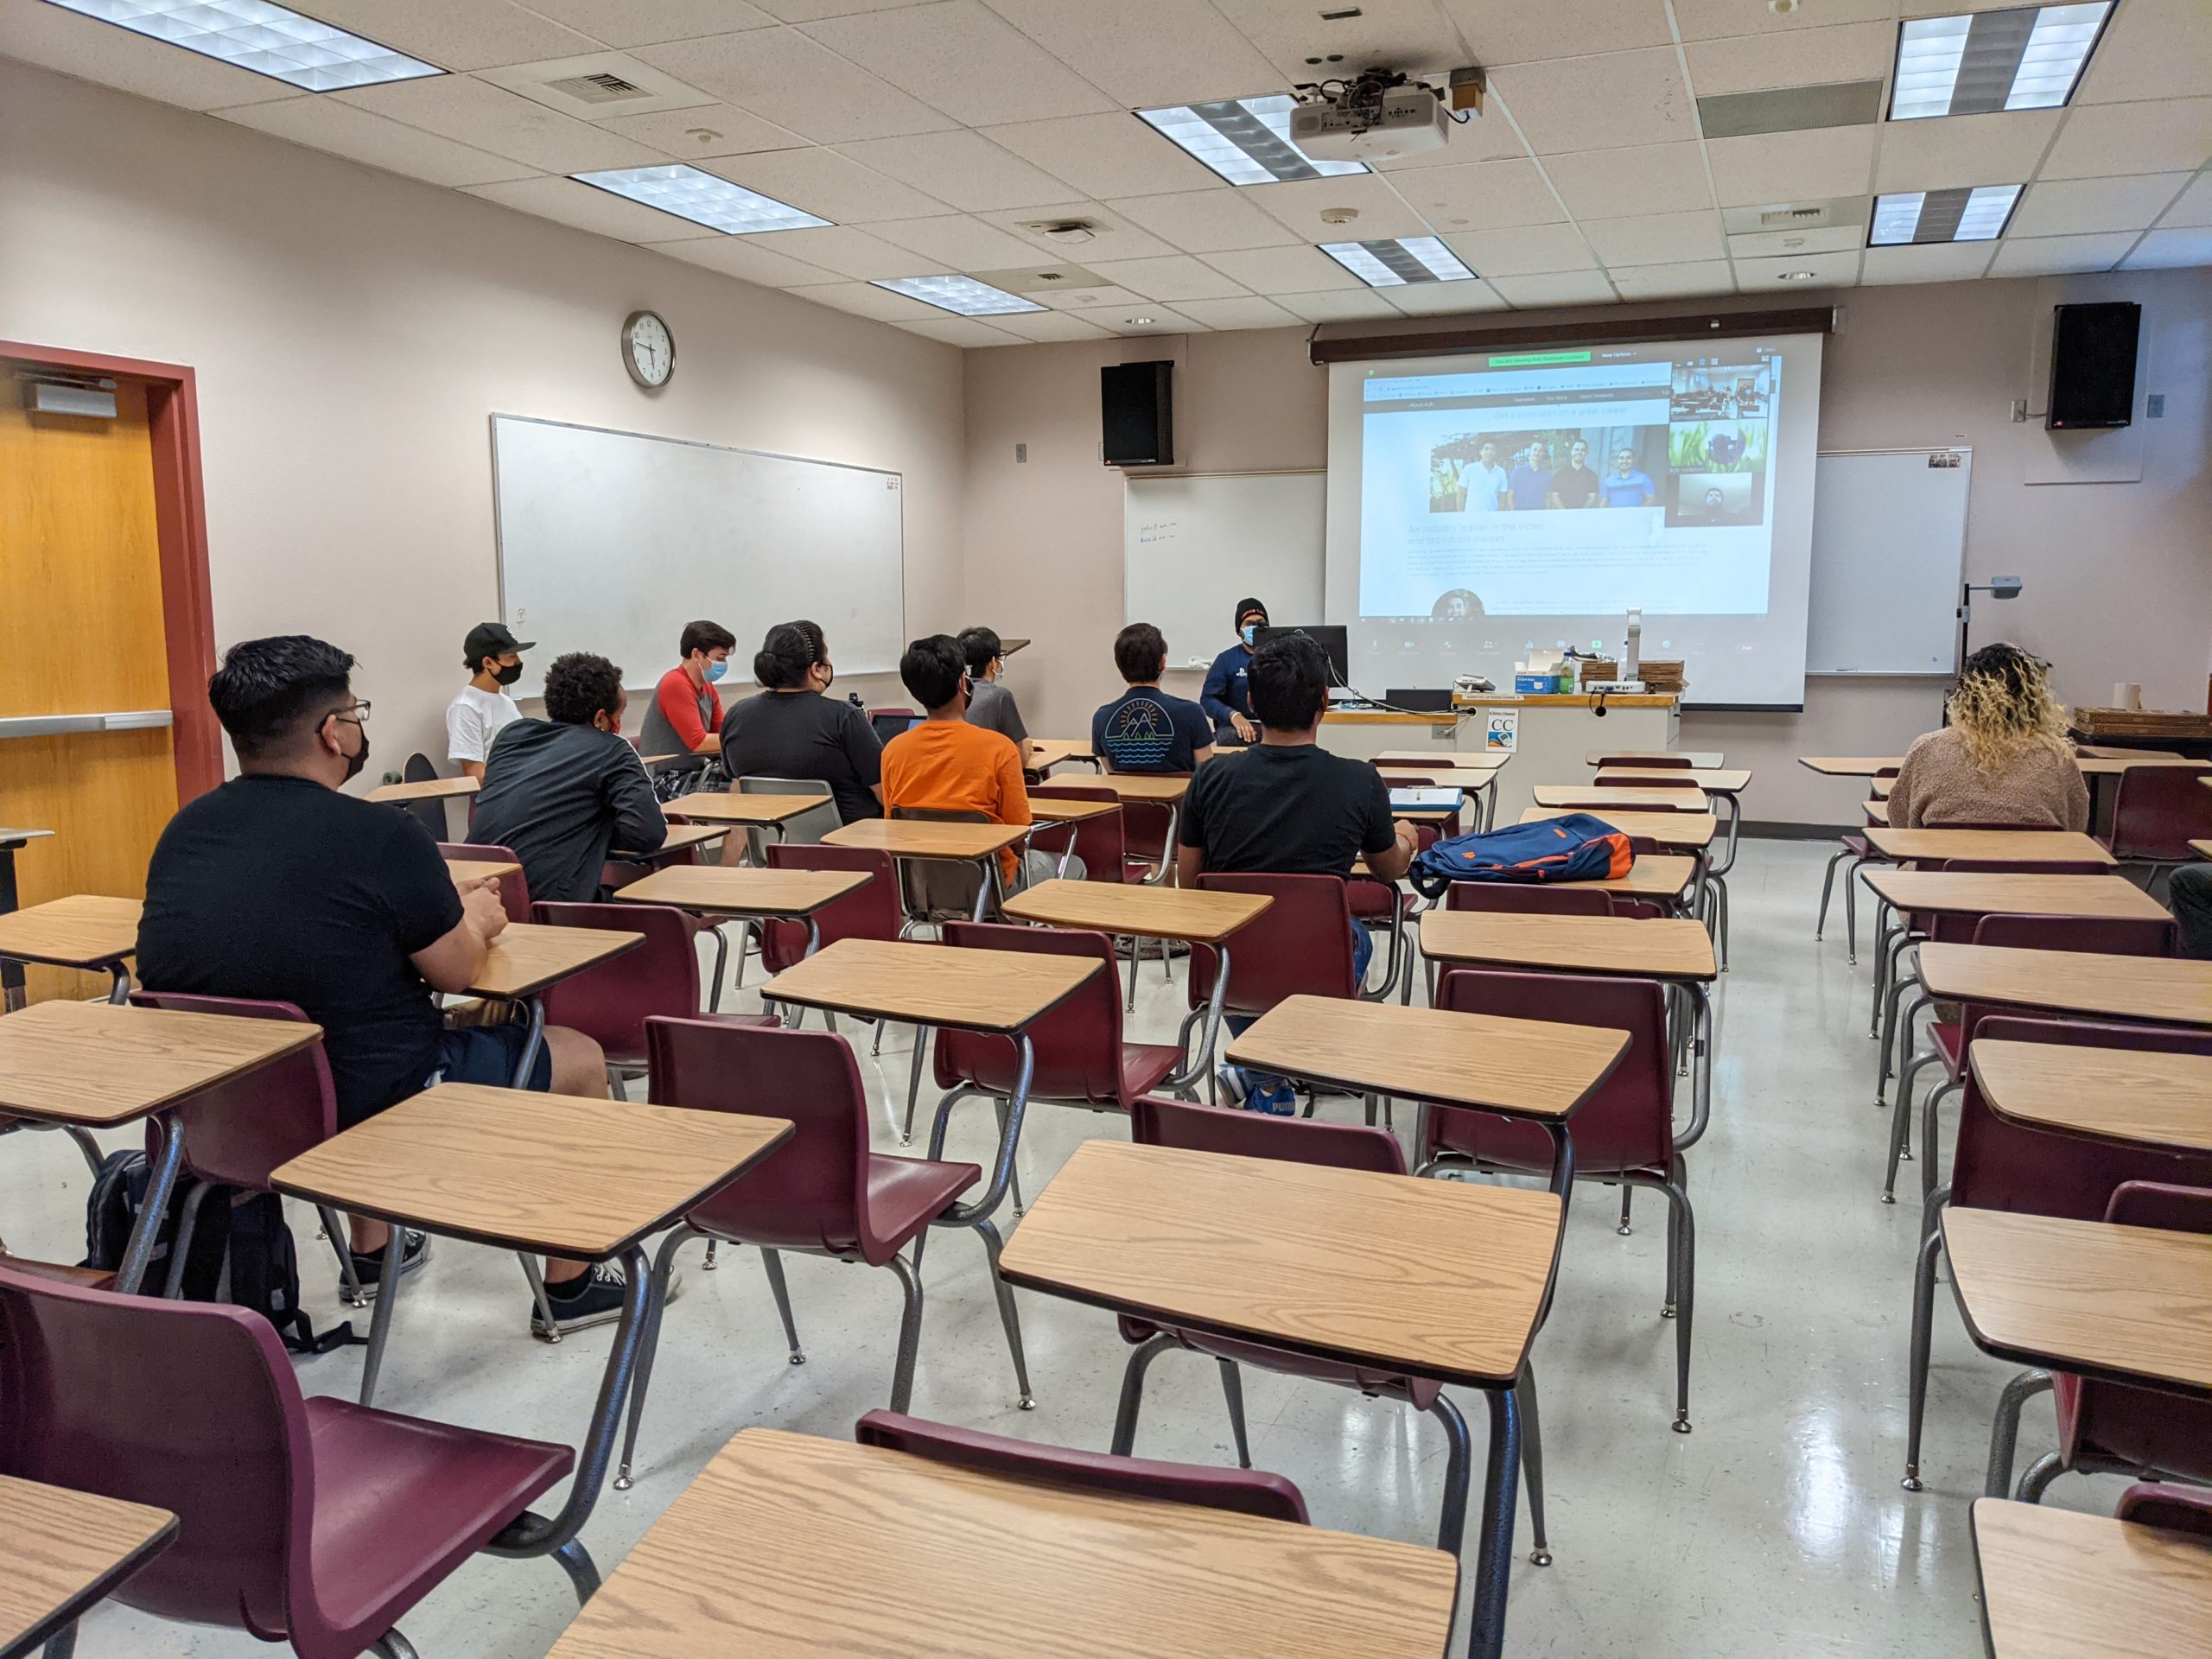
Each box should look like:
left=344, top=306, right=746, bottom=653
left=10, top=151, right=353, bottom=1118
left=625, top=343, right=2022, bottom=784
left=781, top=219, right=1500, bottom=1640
left=1806, top=447, right=1971, bottom=676
left=491, top=414, right=905, bottom=697
left=1123, top=473, right=1325, bottom=670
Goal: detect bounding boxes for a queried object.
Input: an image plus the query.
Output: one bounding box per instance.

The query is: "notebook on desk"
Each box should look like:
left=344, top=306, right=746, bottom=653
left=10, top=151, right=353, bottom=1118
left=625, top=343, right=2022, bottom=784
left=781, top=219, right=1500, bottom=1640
left=1389, top=787, right=1465, bottom=811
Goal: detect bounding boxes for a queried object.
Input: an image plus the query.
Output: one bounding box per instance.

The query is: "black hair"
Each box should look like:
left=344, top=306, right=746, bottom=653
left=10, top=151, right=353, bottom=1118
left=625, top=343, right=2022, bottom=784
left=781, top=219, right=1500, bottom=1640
left=1114, top=622, right=1167, bottom=684
left=679, top=620, right=736, bottom=659
left=899, top=634, right=968, bottom=712
left=957, top=626, right=1003, bottom=675
left=1248, top=632, right=1328, bottom=730
left=543, top=652, right=625, bottom=726
left=754, top=620, right=826, bottom=690
left=207, top=634, right=355, bottom=761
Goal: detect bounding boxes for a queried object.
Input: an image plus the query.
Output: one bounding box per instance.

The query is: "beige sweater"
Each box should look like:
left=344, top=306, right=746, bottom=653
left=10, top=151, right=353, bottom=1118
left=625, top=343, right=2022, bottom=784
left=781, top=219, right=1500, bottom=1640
left=1886, top=728, right=2088, bottom=831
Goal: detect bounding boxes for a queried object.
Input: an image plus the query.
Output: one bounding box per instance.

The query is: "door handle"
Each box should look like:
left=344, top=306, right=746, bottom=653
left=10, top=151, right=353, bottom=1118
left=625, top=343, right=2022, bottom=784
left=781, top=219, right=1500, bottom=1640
left=0, top=709, right=175, bottom=738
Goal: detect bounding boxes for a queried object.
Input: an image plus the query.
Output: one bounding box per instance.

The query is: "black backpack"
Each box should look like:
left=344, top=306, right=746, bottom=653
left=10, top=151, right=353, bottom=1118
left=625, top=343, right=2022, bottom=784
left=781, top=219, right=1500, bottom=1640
left=83, top=1150, right=359, bottom=1356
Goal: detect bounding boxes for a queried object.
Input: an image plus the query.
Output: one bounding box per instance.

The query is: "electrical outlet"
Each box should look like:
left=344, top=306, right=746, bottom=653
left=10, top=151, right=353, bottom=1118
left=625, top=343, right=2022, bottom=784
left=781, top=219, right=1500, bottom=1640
left=2010, top=398, right=2028, bottom=423
left=1015, top=442, right=1028, bottom=461
left=2146, top=393, right=2165, bottom=418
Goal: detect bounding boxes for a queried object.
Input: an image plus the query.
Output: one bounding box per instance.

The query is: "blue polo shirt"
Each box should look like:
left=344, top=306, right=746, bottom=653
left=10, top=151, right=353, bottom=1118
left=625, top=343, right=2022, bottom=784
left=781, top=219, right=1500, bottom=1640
left=1509, top=462, right=1553, bottom=509
left=1600, top=469, right=1656, bottom=507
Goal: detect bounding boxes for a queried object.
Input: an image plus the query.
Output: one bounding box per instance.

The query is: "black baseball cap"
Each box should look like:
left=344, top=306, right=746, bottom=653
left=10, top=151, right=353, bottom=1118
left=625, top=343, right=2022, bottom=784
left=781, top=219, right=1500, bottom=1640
left=463, top=622, right=534, bottom=668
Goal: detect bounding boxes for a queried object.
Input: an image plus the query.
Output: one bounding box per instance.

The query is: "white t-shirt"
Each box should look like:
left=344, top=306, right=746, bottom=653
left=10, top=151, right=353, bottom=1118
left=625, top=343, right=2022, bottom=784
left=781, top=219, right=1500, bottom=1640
left=446, top=683, right=521, bottom=766
left=1465, top=461, right=1509, bottom=512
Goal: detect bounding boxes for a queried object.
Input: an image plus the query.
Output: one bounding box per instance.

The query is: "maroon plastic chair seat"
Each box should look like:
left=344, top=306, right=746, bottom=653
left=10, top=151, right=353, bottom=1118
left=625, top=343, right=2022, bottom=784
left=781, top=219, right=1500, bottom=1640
left=1030, top=784, right=1144, bottom=884
left=439, top=841, right=530, bottom=925
left=1927, top=912, right=2177, bottom=1089
left=533, top=900, right=773, bottom=1070
left=1184, top=873, right=1358, bottom=1018
left=758, top=843, right=903, bottom=974
left=0, top=1264, right=580, bottom=1659
left=1442, top=884, right=1616, bottom=915
left=2104, top=766, right=2212, bottom=864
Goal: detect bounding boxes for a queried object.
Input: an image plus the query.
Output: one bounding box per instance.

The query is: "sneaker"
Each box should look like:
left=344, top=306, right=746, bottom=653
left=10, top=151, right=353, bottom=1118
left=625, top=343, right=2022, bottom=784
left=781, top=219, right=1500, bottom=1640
left=531, top=1261, right=684, bottom=1338
left=346, top=1231, right=430, bottom=1300
left=1248, top=1079, right=1300, bottom=1117
left=1215, top=1063, right=1249, bottom=1106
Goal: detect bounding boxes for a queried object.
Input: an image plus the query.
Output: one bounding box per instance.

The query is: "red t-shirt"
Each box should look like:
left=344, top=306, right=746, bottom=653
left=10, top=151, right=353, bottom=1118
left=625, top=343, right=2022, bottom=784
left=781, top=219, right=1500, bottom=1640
left=653, top=665, right=723, bottom=750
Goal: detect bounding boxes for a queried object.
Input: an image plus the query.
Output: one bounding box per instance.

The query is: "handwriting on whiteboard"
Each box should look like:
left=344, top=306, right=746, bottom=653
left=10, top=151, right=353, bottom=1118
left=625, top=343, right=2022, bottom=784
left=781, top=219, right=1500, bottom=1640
left=1137, top=520, right=1178, bottom=544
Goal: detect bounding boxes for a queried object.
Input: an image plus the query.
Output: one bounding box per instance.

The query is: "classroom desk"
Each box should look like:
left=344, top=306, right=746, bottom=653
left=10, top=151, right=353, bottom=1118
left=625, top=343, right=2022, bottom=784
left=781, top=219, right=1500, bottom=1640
left=1862, top=827, right=2116, bottom=867
left=1861, top=871, right=2171, bottom=922
left=1943, top=1206, right=2212, bottom=1399
left=821, top=819, right=1033, bottom=922
left=1971, top=1497, right=2212, bottom=1659
left=271, top=1084, right=791, bottom=1546
left=467, top=922, right=643, bottom=1087
left=1592, top=767, right=1751, bottom=792
left=1531, top=785, right=1716, bottom=811
left=1001, top=1138, right=1561, bottom=1659
left=1027, top=795, right=1122, bottom=823
left=1870, top=777, right=1894, bottom=798
left=366, top=775, right=480, bottom=804
left=443, top=858, right=521, bottom=888
left=1520, top=806, right=1716, bottom=849
left=663, top=792, right=828, bottom=863
left=1378, top=749, right=1510, bottom=770
left=2193, top=838, right=2212, bottom=861
left=1377, top=755, right=1502, bottom=830
left=759, top=938, right=1099, bottom=1220
left=1798, top=756, right=1904, bottom=777
left=1024, top=737, right=1097, bottom=773
left=0, top=1474, right=176, bottom=1659
left=1919, top=943, right=2212, bottom=1028
left=0, top=894, right=142, bottom=1003
left=613, top=823, right=728, bottom=863
left=0, top=1000, right=321, bottom=1294
left=1362, top=853, right=1696, bottom=907
left=1587, top=750, right=1725, bottom=769
left=1971, top=1039, right=2212, bottom=1154
left=0, top=827, right=55, bottom=1012
left=542, top=1427, right=1459, bottom=1659
left=613, top=866, right=870, bottom=958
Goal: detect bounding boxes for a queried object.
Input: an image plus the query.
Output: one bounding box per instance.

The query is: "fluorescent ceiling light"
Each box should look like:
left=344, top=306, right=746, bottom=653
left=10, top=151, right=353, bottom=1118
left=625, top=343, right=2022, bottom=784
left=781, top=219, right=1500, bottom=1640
left=873, top=276, right=1045, bottom=317
left=42, top=0, right=440, bottom=91
left=573, top=165, right=829, bottom=234
left=1319, top=237, right=1478, bottom=288
left=1889, top=3, right=2109, bottom=120
left=1136, top=95, right=1367, bottom=187
left=1868, top=184, right=2023, bottom=245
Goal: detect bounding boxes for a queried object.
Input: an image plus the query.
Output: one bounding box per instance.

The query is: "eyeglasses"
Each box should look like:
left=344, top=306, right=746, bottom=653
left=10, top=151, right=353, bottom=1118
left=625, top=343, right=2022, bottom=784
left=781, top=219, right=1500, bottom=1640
left=327, top=700, right=372, bottom=728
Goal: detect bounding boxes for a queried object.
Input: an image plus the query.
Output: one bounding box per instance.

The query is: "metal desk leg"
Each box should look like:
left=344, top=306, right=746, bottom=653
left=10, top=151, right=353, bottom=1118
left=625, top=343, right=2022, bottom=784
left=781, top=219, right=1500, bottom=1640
left=803, top=916, right=823, bottom=958
left=113, top=1110, right=186, bottom=1295
left=0, top=842, right=22, bottom=1013
left=512, top=995, right=548, bottom=1089
left=1165, top=943, right=1230, bottom=1090
left=41, top=1622, right=78, bottom=1658
left=106, top=962, right=132, bottom=1004
left=357, top=1227, right=406, bottom=1406
left=1465, top=1383, right=1523, bottom=1659
left=933, top=1034, right=1034, bottom=1228
left=974, top=854, right=1007, bottom=921
left=1543, top=1122, right=1577, bottom=1205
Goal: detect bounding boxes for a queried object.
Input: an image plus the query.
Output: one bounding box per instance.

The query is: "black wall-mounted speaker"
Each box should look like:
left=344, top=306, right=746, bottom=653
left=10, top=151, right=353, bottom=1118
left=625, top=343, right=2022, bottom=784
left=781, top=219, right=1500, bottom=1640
left=1101, top=360, right=1173, bottom=467
left=2046, top=301, right=2139, bottom=430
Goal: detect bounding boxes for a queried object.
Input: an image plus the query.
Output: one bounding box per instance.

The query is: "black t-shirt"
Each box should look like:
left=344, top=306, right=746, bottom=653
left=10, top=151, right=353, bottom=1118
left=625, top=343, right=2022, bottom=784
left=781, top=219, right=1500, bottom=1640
left=1091, top=687, right=1212, bottom=773
left=720, top=690, right=883, bottom=823
left=1179, top=743, right=1395, bottom=877
left=1552, top=462, right=1599, bottom=507
left=137, top=774, right=464, bottom=1128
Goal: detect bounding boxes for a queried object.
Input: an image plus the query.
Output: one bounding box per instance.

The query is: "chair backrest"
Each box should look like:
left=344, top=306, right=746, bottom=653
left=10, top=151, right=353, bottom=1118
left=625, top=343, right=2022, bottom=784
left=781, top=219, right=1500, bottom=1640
left=532, top=901, right=702, bottom=1063
left=1131, top=1094, right=1404, bottom=1173
left=645, top=1017, right=872, bottom=1255
left=1597, top=754, right=1688, bottom=768
left=2117, top=1481, right=2212, bottom=1539
left=891, top=805, right=993, bottom=921
left=1938, top=859, right=2113, bottom=874
left=1029, top=785, right=1129, bottom=884
left=2109, top=766, right=2212, bottom=862
left=869, top=708, right=918, bottom=747
left=1443, top=882, right=1616, bottom=915
left=1426, top=968, right=1674, bottom=1174
left=0, top=1264, right=314, bottom=1637
left=1594, top=773, right=1703, bottom=791
left=1186, top=873, right=1357, bottom=1015
left=125, top=994, right=334, bottom=1189
left=854, top=1409, right=1308, bottom=1524
left=400, top=752, right=444, bottom=838
left=1970, top=911, right=2176, bottom=958
left=760, top=843, right=904, bottom=975
left=737, top=775, right=841, bottom=853
left=442, top=840, right=531, bottom=924
left=1120, top=791, right=1182, bottom=873
left=936, top=922, right=1126, bottom=1103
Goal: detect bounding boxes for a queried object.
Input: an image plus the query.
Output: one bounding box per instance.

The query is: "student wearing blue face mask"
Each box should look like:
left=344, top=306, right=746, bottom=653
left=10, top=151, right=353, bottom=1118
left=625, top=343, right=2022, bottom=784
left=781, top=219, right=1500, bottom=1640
left=1201, top=596, right=1268, bottom=747
left=639, top=618, right=736, bottom=781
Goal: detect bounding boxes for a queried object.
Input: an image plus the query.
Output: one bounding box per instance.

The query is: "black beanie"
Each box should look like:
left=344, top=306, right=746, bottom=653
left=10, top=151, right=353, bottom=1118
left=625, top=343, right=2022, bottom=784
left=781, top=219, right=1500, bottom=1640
left=1234, top=597, right=1268, bottom=627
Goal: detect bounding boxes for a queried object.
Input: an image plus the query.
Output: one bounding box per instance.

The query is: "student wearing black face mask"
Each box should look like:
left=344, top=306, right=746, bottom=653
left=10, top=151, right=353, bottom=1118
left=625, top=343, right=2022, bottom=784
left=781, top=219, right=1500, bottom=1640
left=447, top=621, right=534, bottom=781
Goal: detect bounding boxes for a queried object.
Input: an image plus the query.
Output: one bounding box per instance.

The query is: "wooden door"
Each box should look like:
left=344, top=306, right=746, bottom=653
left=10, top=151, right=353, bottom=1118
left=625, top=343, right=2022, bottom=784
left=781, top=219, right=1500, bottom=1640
left=0, top=368, right=180, bottom=1001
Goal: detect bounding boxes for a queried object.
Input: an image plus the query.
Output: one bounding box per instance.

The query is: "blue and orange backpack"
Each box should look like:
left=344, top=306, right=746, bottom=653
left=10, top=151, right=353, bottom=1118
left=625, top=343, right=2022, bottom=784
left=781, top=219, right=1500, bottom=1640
left=1408, top=812, right=1633, bottom=899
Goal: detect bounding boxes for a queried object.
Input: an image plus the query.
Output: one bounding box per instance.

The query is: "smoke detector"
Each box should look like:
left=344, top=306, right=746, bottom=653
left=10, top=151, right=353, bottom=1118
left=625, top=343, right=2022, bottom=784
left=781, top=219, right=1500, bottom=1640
left=1319, top=207, right=1360, bottom=226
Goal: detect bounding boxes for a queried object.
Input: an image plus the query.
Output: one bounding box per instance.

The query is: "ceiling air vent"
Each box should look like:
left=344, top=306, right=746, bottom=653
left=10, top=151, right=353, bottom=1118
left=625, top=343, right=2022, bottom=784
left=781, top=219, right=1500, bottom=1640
left=543, top=70, right=651, bottom=105
left=1760, top=206, right=1827, bottom=227
left=479, top=54, right=720, bottom=119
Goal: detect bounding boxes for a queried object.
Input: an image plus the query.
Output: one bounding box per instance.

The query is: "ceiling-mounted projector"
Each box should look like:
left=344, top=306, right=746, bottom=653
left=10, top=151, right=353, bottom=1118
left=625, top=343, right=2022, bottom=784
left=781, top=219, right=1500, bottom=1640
left=1291, top=79, right=1451, bottom=162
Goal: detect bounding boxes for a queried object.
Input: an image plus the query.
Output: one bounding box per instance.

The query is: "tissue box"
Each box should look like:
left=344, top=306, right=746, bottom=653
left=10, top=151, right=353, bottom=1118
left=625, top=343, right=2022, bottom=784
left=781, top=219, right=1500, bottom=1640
left=1514, top=672, right=1554, bottom=695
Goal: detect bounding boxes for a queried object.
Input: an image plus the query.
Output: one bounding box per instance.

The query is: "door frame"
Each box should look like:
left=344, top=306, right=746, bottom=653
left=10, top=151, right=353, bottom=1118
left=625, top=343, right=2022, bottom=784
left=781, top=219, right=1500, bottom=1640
left=2, top=339, right=221, bottom=802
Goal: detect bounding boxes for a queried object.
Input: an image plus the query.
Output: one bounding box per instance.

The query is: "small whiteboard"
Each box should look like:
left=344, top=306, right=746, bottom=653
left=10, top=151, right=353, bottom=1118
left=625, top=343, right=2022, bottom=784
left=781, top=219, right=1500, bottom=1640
left=1123, top=473, right=1325, bottom=669
left=1806, top=447, right=1971, bottom=676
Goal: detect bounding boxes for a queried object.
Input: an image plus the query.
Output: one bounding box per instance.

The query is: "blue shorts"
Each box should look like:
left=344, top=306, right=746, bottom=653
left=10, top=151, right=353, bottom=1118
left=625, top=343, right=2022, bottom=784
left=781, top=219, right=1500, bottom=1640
left=432, top=1023, right=554, bottom=1092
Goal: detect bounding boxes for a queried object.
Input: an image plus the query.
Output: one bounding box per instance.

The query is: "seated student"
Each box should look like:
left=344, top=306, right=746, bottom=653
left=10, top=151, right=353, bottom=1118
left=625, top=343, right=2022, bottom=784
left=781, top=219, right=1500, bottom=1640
left=637, top=619, right=736, bottom=785
left=958, top=626, right=1028, bottom=745
left=1092, top=622, right=1213, bottom=773
left=136, top=636, right=637, bottom=1332
left=1888, top=643, right=2088, bottom=830
left=445, top=621, right=532, bottom=781
left=880, top=633, right=1077, bottom=892
left=1202, top=597, right=1269, bottom=747
left=469, top=651, right=667, bottom=903
left=1176, top=632, right=1419, bottom=1114
left=721, top=620, right=883, bottom=823
left=2172, top=865, right=2212, bottom=958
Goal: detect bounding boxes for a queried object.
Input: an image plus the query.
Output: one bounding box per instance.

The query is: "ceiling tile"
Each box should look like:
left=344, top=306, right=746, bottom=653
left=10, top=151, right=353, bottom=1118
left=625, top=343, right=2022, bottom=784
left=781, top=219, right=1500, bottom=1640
left=2040, top=99, right=2212, bottom=181
left=704, top=144, right=948, bottom=220
left=1985, top=232, right=2140, bottom=276
left=1584, top=210, right=1726, bottom=265
left=1683, top=21, right=1891, bottom=97
left=2075, top=0, right=2212, bottom=105
left=1706, top=125, right=1875, bottom=207
left=978, top=200, right=1180, bottom=262
left=1387, top=159, right=1566, bottom=232
left=522, top=0, right=780, bottom=48
left=1033, top=283, right=1151, bottom=314
left=1542, top=143, right=1715, bottom=218
left=1491, top=48, right=1696, bottom=156
left=288, top=0, right=598, bottom=72
left=216, top=96, right=537, bottom=188
left=867, top=213, right=1052, bottom=268
left=1246, top=174, right=1435, bottom=243
left=835, top=130, right=1071, bottom=212
left=1441, top=221, right=1599, bottom=276
left=980, top=0, right=1283, bottom=108
left=1732, top=249, right=1859, bottom=291
left=2008, top=173, right=2191, bottom=237
left=1201, top=245, right=1366, bottom=293
left=0, top=0, right=296, bottom=110
left=599, top=103, right=806, bottom=160
left=1872, top=110, right=2063, bottom=194
left=1859, top=242, right=1998, bottom=284
left=2161, top=173, right=2212, bottom=228
left=633, top=28, right=958, bottom=143
left=983, top=308, right=1116, bottom=340
left=982, top=113, right=1222, bottom=201
left=646, top=232, right=842, bottom=286
left=465, top=175, right=722, bottom=240
left=1084, top=255, right=1249, bottom=302
left=1103, top=188, right=1304, bottom=254
left=1269, top=289, right=1405, bottom=321
left=1439, top=0, right=1673, bottom=65
left=746, top=224, right=952, bottom=279
left=1382, top=280, right=1510, bottom=315
left=334, top=77, right=666, bottom=173
left=2120, top=227, right=2212, bottom=270
left=1606, top=260, right=1738, bottom=299
left=899, top=315, right=1025, bottom=346
left=1211, top=0, right=1467, bottom=83
left=798, top=278, right=948, bottom=320
left=1169, top=295, right=1305, bottom=330
left=1726, top=224, right=1866, bottom=257
left=801, top=0, right=1117, bottom=126
left=753, top=0, right=943, bottom=19
left=1670, top=0, right=1898, bottom=43
left=1487, top=270, right=1619, bottom=307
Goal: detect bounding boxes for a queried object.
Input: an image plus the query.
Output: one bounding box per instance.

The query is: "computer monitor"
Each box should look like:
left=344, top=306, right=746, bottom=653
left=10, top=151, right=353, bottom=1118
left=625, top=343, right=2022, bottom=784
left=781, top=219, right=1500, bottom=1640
left=1255, top=624, right=1349, bottom=687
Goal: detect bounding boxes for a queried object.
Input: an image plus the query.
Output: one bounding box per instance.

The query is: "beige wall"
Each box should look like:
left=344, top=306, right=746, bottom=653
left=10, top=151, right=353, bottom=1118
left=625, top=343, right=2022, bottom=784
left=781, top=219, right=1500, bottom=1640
left=0, top=58, right=965, bottom=780
left=965, top=270, right=2212, bottom=823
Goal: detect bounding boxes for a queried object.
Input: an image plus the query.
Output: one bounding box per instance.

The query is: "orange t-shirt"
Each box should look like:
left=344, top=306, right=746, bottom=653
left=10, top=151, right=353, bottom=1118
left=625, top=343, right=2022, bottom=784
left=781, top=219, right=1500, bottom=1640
left=880, top=718, right=1032, bottom=881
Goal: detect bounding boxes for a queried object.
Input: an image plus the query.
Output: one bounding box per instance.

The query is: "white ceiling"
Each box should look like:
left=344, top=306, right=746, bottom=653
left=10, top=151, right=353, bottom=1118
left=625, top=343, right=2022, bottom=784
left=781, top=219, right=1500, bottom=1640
left=4, top=0, right=2209, bottom=346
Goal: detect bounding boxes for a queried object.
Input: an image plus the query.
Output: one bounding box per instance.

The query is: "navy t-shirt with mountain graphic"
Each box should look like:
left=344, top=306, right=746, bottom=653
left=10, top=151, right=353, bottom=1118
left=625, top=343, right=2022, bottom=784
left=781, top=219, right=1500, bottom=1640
left=1090, top=687, right=1212, bottom=773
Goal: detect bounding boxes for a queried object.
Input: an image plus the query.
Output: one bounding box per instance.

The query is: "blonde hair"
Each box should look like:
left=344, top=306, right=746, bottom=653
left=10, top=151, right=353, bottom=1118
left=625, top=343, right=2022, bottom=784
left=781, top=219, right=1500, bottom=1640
left=1948, top=643, right=2070, bottom=773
